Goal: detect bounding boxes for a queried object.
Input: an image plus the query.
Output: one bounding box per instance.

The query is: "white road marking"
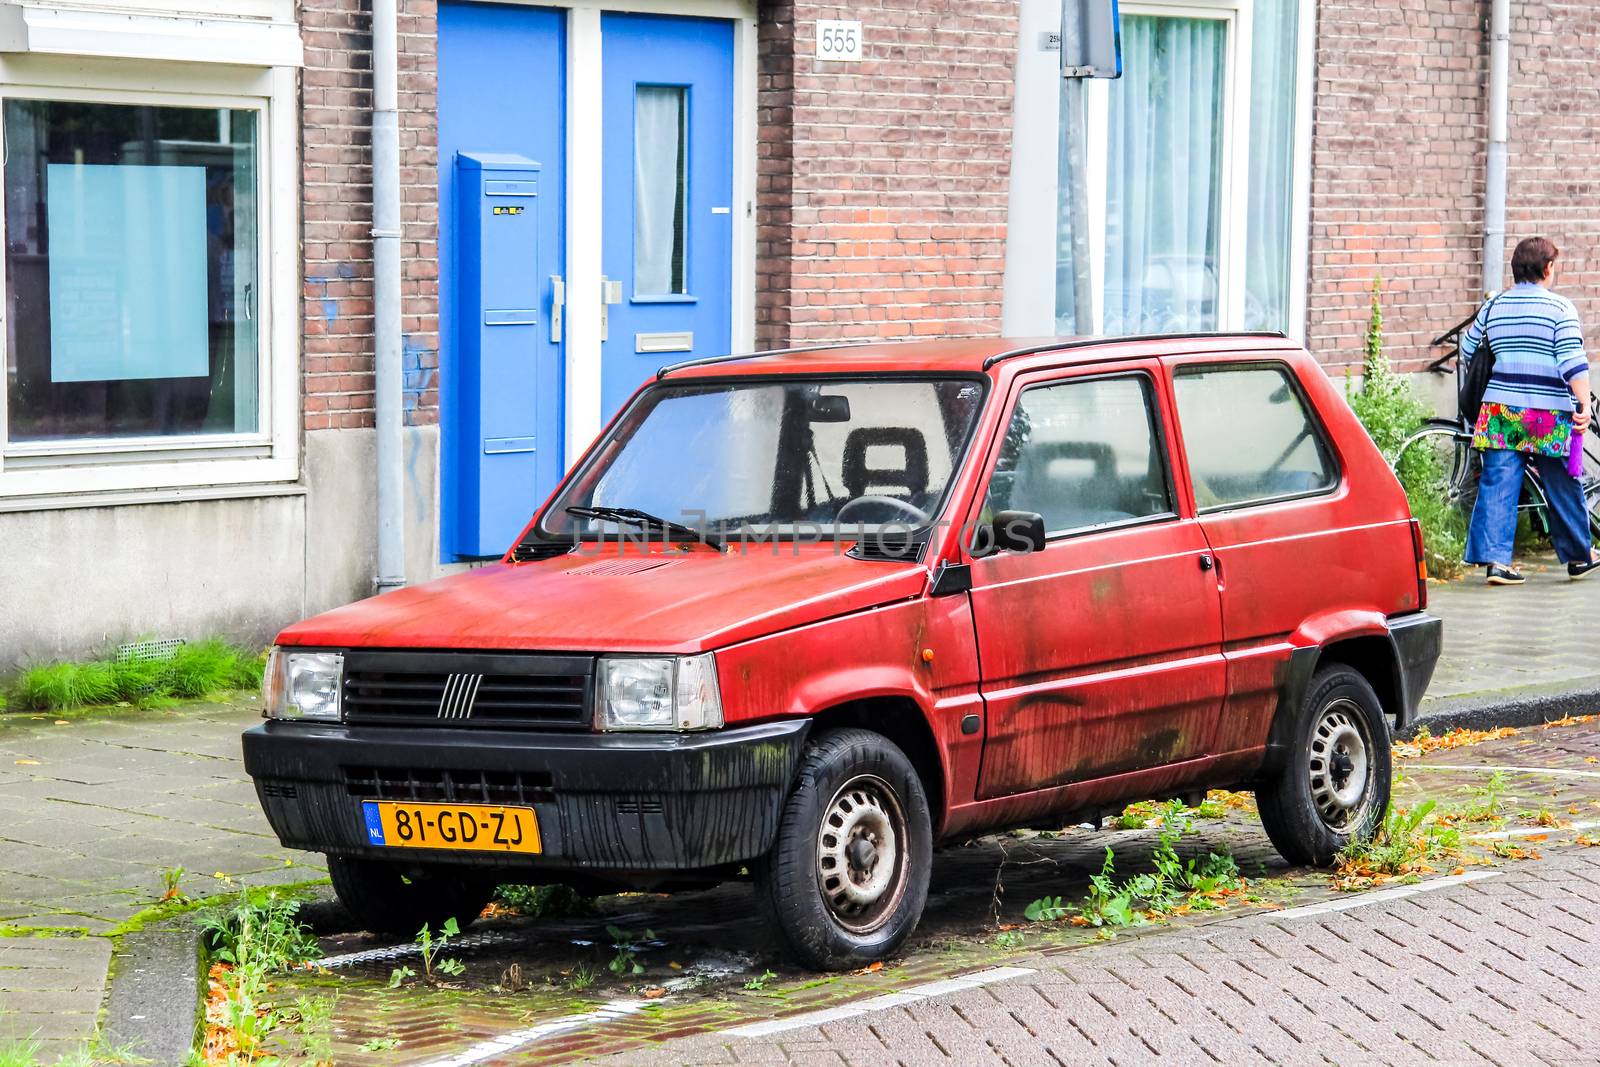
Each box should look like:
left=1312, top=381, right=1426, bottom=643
left=418, top=1000, right=648, bottom=1067
left=1470, top=818, right=1600, bottom=841
left=723, top=966, right=1035, bottom=1038
left=1270, top=870, right=1502, bottom=919
left=315, top=930, right=515, bottom=969
left=1408, top=763, right=1600, bottom=780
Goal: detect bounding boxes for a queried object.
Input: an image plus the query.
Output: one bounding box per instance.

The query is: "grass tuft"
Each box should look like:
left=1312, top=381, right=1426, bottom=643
left=5, top=640, right=265, bottom=713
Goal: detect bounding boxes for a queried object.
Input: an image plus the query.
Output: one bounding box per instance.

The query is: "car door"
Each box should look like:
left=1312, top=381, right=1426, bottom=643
left=967, top=363, right=1226, bottom=800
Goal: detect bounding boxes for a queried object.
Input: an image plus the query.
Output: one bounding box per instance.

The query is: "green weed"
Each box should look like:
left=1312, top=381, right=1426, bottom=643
left=743, top=969, right=777, bottom=991
left=1027, top=801, right=1247, bottom=930
left=359, top=1037, right=401, bottom=1053
left=492, top=883, right=592, bottom=918
left=6, top=641, right=265, bottom=712
left=567, top=962, right=597, bottom=991
left=607, top=925, right=654, bottom=976
left=1336, top=800, right=1460, bottom=881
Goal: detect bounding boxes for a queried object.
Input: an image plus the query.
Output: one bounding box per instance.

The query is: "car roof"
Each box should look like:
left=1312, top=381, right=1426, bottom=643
left=655, top=332, right=1302, bottom=381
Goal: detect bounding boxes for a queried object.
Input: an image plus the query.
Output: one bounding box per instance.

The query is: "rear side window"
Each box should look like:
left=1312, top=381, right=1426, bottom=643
left=1172, top=364, right=1337, bottom=511
left=985, top=374, right=1175, bottom=536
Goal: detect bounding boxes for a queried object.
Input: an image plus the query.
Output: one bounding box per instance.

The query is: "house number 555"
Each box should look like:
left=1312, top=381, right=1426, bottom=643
left=816, top=19, right=863, bottom=62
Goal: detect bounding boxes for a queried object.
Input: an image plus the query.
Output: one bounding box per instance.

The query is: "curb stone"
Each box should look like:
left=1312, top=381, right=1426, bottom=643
left=102, top=920, right=203, bottom=1066
left=1411, top=673, right=1600, bottom=737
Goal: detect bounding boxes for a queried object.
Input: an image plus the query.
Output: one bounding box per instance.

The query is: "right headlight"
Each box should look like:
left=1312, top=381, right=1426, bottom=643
left=596, top=653, right=723, bottom=731
left=262, top=647, right=344, bottom=721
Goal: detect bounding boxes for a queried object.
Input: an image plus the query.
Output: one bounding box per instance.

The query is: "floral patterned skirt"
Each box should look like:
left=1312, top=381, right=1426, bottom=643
left=1472, top=403, right=1574, bottom=456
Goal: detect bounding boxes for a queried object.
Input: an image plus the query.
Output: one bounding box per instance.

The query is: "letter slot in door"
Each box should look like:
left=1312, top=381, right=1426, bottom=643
left=451, top=151, right=561, bottom=557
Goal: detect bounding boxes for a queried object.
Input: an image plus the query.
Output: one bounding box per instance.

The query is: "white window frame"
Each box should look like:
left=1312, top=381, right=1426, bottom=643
left=1085, top=0, right=1253, bottom=335
left=1004, top=0, right=1313, bottom=341
left=0, top=55, right=299, bottom=503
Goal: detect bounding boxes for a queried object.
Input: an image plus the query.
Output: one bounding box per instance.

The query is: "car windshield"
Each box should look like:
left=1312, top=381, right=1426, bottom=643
left=540, top=376, right=986, bottom=541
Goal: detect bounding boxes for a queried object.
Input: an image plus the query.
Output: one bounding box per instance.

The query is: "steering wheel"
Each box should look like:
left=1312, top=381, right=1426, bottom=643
left=835, top=494, right=932, bottom=525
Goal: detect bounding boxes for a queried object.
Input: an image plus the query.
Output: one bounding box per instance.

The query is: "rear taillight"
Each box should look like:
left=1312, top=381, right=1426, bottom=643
left=1408, top=518, right=1428, bottom=610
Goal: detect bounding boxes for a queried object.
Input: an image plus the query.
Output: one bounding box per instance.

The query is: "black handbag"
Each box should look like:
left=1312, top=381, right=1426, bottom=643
left=1458, top=294, right=1502, bottom=426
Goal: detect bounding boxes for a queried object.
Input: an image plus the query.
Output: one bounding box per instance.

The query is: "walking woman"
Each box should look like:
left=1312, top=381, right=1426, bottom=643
left=1463, top=236, right=1597, bottom=584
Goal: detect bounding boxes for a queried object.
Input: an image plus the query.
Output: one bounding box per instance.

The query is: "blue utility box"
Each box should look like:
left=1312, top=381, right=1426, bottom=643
left=450, top=152, right=561, bottom=557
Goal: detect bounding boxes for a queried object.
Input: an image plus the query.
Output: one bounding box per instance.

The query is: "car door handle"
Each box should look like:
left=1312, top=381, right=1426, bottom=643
left=1198, top=554, right=1214, bottom=572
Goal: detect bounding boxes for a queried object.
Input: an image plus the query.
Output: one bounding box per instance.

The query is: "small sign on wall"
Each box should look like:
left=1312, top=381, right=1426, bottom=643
left=816, top=19, right=863, bottom=62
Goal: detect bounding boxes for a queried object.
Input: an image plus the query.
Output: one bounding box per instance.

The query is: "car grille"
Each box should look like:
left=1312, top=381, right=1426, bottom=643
left=344, top=766, right=556, bottom=805
left=341, top=650, right=594, bottom=729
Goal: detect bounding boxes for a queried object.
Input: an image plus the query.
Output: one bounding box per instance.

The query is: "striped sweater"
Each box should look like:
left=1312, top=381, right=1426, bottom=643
left=1460, top=282, right=1590, bottom=412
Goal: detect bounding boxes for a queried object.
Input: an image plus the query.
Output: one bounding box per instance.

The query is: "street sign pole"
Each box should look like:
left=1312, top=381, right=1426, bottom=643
left=1059, top=0, right=1121, bottom=336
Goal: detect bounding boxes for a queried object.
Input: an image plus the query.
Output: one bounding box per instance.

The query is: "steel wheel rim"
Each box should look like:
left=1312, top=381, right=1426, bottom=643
left=815, top=774, right=908, bottom=935
left=1308, top=698, right=1374, bottom=830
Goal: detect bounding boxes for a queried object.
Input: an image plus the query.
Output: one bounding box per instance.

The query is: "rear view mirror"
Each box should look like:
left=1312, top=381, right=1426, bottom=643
left=809, top=394, right=851, bottom=422
left=991, top=510, right=1046, bottom=554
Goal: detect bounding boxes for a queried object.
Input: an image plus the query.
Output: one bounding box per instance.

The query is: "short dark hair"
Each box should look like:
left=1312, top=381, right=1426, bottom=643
left=1512, top=237, right=1560, bottom=284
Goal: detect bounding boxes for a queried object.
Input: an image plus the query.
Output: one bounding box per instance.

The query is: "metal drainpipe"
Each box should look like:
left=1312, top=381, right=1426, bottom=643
left=371, top=0, right=405, bottom=593
left=1480, top=0, right=1510, bottom=297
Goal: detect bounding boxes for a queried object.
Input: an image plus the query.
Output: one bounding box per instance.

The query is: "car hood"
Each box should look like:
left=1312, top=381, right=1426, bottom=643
left=276, top=546, right=930, bottom=654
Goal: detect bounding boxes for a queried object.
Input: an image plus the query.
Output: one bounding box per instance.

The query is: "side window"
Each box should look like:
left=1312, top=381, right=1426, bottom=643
left=1172, top=364, right=1337, bottom=510
left=986, top=375, right=1175, bottom=536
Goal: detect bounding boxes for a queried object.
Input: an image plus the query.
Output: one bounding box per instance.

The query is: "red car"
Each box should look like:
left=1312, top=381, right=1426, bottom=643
left=244, top=334, right=1440, bottom=969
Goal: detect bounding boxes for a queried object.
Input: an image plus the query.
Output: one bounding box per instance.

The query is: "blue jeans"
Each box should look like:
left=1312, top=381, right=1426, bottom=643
left=1465, top=447, right=1593, bottom=565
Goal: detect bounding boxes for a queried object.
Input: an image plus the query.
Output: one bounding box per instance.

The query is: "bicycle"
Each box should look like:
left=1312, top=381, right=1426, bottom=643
left=1393, top=311, right=1600, bottom=545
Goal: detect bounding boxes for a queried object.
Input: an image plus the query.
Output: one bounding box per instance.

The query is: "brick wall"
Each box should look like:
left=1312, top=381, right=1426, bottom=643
left=1305, top=0, right=1486, bottom=375
left=756, top=0, right=1020, bottom=348
left=300, top=0, right=441, bottom=431
left=1503, top=1, right=1600, bottom=358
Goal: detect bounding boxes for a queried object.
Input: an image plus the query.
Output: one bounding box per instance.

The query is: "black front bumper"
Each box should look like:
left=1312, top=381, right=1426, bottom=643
left=242, top=719, right=811, bottom=873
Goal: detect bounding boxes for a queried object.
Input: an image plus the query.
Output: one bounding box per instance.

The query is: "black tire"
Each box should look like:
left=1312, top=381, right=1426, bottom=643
left=756, top=729, right=933, bottom=971
left=327, top=856, right=497, bottom=938
left=1256, top=665, right=1391, bottom=867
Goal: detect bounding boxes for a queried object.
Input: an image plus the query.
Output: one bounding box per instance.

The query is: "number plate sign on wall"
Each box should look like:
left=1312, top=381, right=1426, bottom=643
left=816, top=19, right=862, bottom=62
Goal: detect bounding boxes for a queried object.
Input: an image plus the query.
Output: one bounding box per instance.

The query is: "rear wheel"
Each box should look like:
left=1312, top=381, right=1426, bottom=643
left=327, top=856, right=497, bottom=938
left=756, top=729, right=932, bottom=970
left=1256, top=665, right=1391, bottom=867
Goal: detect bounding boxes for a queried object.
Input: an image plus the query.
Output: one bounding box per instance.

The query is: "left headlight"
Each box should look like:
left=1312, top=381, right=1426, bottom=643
left=596, top=653, right=723, bottom=732
left=262, top=648, right=344, bottom=721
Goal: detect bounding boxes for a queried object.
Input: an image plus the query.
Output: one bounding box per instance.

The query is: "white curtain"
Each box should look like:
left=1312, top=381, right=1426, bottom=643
left=1245, top=0, right=1300, bottom=330
left=634, top=86, right=686, bottom=296
left=1101, top=15, right=1226, bottom=335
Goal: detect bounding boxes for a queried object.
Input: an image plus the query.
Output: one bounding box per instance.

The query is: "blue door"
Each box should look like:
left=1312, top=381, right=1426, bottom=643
left=599, top=13, right=735, bottom=419
left=439, top=2, right=565, bottom=559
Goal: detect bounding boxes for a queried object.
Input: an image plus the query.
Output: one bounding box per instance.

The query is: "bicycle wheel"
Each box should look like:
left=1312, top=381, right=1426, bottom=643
left=1395, top=424, right=1478, bottom=515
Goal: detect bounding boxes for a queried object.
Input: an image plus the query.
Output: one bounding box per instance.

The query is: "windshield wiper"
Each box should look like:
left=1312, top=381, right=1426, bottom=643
left=565, top=505, right=724, bottom=553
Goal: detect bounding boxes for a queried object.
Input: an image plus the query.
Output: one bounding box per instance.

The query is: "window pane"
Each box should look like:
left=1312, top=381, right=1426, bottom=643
left=1173, top=365, right=1336, bottom=509
left=634, top=85, right=687, bottom=296
left=3, top=100, right=259, bottom=443
left=987, top=376, right=1173, bottom=535
left=1095, top=15, right=1227, bottom=335
left=547, top=378, right=985, bottom=536
left=1245, top=0, right=1301, bottom=330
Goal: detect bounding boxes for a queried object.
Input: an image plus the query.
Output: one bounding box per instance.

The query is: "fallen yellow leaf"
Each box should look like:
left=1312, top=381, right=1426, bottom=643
left=14, top=759, right=38, bottom=765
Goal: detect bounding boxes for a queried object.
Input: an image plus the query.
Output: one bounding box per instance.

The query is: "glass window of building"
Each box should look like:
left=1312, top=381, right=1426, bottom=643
left=3, top=99, right=261, bottom=444
left=1056, top=0, right=1301, bottom=336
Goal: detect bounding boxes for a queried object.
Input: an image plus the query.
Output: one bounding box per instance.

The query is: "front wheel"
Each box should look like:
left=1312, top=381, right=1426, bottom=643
left=1255, top=665, right=1391, bottom=867
left=756, top=729, right=932, bottom=970
left=327, top=856, right=498, bottom=938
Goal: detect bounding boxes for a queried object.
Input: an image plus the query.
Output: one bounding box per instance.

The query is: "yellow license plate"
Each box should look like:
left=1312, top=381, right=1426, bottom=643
left=362, top=800, right=541, bottom=854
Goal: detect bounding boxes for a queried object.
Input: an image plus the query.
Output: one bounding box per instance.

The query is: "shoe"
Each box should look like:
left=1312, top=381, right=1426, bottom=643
left=1486, top=564, right=1525, bottom=585
left=1569, top=558, right=1600, bottom=580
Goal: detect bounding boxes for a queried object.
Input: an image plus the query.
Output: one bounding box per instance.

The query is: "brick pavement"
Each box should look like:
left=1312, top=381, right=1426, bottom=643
left=604, top=846, right=1600, bottom=1066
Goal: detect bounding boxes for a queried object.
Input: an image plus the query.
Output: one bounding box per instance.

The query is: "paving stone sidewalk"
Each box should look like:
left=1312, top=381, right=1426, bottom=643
left=0, top=698, right=322, bottom=1059
left=1423, top=551, right=1600, bottom=708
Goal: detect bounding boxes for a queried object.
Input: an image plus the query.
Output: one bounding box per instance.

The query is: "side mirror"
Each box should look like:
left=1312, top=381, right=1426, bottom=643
left=990, top=510, right=1046, bottom=554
